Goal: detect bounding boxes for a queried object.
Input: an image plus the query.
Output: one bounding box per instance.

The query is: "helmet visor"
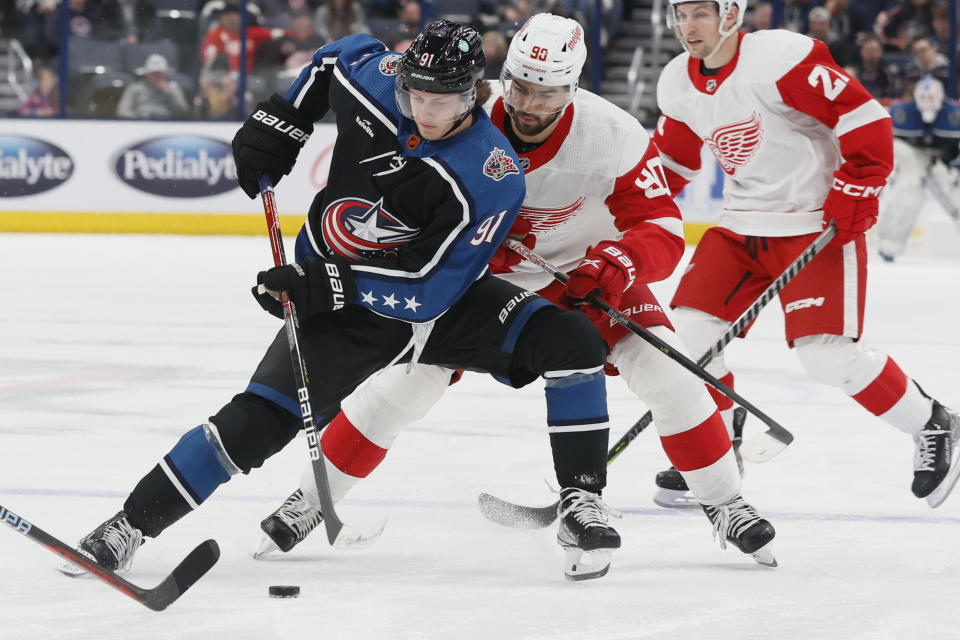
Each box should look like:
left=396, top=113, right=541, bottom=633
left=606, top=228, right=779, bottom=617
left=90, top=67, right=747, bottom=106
left=395, top=82, right=477, bottom=125
left=500, top=68, right=575, bottom=117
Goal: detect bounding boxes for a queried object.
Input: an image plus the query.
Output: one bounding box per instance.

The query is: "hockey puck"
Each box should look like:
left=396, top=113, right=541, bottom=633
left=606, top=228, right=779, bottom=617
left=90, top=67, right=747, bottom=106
left=268, top=585, right=300, bottom=598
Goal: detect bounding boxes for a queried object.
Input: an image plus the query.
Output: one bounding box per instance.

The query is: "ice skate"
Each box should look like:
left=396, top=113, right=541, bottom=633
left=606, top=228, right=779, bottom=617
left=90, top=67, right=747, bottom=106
left=58, top=511, right=144, bottom=577
left=254, top=489, right=324, bottom=558
left=655, top=409, right=745, bottom=509
left=912, top=400, right=960, bottom=508
left=701, top=495, right=776, bottom=567
left=556, top=488, right=621, bottom=581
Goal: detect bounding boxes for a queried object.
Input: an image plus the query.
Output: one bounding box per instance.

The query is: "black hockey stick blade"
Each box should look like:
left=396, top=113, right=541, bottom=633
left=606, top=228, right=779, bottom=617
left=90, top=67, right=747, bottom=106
left=478, top=413, right=656, bottom=529
left=1, top=503, right=219, bottom=612
left=478, top=493, right=559, bottom=529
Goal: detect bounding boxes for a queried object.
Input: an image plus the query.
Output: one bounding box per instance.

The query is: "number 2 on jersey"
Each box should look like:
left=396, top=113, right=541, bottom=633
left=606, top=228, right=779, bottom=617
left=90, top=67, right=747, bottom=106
left=807, top=65, right=849, bottom=101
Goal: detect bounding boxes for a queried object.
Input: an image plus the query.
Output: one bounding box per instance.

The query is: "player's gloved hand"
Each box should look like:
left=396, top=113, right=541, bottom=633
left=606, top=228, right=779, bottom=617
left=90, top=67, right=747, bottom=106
left=232, top=93, right=314, bottom=198
left=489, top=217, right=535, bottom=273
left=252, top=255, right=356, bottom=319
left=822, top=170, right=885, bottom=244
left=565, top=240, right=640, bottom=309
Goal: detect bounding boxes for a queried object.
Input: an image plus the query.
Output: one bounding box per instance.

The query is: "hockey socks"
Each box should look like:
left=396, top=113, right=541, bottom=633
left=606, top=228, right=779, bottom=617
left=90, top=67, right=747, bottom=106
left=125, top=424, right=239, bottom=538
left=544, top=369, right=609, bottom=491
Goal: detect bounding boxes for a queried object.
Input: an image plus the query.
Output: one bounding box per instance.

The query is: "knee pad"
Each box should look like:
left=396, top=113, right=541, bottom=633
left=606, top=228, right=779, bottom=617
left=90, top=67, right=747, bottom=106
left=671, top=306, right=731, bottom=378
left=516, top=307, right=607, bottom=376
left=611, top=330, right=717, bottom=435
left=209, top=392, right=302, bottom=473
left=342, top=364, right=451, bottom=448
left=794, top=334, right=886, bottom=392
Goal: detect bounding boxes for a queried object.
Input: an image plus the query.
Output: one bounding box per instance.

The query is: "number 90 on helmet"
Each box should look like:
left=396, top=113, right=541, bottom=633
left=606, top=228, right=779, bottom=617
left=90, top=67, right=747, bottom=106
left=500, top=13, right=586, bottom=116
left=395, top=20, right=485, bottom=124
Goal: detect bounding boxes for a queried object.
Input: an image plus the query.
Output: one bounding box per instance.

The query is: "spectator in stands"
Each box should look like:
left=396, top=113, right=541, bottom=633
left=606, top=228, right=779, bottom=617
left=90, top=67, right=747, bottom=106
left=18, top=66, right=58, bottom=117
left=313, top=0, right=369, bottom=42
left=930, top=4, right=959, bottom=57
left=116, top=53, right=190, bottom=119
left=201, top=3, right=276, bottom=74
left=878, top=0, right=934, bottom=49
left=782, top=0, right=815, bottom=34
left=21, top=0, right=104, bottom=60
left=482, top=29, right=507, bottom=79
left=807, top=6, right=852, bottom=66
left=194, top=53, right=239, bottom=119
left=257, top=8, right=326, bottom=69
left=500, top=0, right=533, bottom=38
left=746, top=1, right=772, bottom=31
left=100, top=0, right=158, bottom=43
left=851, top=33, right=898, bottom=99
left=383, top=0, right=420, bottom=48
left=261, top=0, right=306, bottom=28
left=902, top=35, right=950, bottom=89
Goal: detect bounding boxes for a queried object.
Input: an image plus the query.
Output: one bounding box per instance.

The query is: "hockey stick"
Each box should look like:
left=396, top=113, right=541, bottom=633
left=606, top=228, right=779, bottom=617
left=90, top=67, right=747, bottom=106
left=506, top=239, right=793, bottom=458
left=258, top=175, right=385, bottom=549
left=478, top=412, right=655, bottom=528
left=1, top=503, right=218, bottom=611
left=479, top=226, right=835, bottom=527
left=922, top=166, right=960, bottom=229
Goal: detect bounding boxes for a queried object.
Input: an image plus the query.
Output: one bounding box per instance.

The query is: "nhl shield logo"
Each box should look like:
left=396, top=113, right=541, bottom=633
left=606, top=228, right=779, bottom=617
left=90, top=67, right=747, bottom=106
left=483, top=147, right=520, bottom=181
left=706, top=78, right=717, bottom=92
left=379, top=53, right=401, bottom=76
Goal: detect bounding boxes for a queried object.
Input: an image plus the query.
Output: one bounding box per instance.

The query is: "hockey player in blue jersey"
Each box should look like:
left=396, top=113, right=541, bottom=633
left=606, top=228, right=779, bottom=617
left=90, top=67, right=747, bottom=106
left=876, top=75, right=960, bottom=261
left=63, top=21, right=620, bottom=581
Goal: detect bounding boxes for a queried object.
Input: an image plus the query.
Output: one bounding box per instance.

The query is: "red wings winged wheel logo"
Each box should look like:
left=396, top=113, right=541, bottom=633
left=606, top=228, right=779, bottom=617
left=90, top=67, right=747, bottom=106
left=705, top=112, right=764, bottom=176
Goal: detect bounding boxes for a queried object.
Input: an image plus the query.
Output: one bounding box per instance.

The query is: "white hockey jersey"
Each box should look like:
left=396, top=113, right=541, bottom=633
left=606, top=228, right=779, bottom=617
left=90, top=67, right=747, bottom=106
left=485, top=88, right=685, bottom=292
left=655, top=30, right=892, bottom=237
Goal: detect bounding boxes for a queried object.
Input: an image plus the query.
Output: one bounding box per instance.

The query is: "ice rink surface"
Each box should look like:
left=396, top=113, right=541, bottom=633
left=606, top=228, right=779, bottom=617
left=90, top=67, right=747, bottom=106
left=1, top=231, right=958, bottom=640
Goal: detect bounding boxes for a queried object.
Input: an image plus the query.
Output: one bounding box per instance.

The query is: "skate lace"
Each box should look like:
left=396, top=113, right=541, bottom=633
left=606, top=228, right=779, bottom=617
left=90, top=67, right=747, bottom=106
left=276, top=490, right=323, bottom=540
left=914, top=428, right=948, bottom=473
left=101, top=518, right=143, bottom=572
left=556, top=488, right=621, bottom=528
left=706, top=497, right=759, bottom=551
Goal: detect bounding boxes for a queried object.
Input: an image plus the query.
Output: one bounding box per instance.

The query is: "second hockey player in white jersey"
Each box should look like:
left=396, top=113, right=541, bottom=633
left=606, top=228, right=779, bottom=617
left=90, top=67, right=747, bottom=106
left=650, top=0, right=960, bottom=507
left=255, top=13, right=779, bottom=575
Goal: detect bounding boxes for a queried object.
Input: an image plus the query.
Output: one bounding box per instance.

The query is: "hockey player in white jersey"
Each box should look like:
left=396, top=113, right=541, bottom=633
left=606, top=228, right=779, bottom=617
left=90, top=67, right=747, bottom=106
left=255, top=13, right=778, bottom=574
left=650, top=0, right=960, bottom=507
left=876, top=75, right=960, bottom=261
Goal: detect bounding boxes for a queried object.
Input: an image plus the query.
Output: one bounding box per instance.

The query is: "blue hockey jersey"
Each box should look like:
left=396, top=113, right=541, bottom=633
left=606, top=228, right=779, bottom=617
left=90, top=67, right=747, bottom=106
left=889, top=98, right=960, bottom=167
left=283, top=34, right=526, bottom=322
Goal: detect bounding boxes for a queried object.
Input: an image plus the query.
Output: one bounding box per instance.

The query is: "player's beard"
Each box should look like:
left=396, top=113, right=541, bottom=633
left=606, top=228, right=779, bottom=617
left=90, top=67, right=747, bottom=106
left=507, top=105, right=561, bottom=138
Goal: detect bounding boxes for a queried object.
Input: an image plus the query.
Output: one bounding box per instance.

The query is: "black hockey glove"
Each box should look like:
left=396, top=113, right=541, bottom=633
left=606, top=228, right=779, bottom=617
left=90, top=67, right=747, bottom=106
left=232, top=94, right=314, bottom=198
left=252, top=255, right=357, bottom=319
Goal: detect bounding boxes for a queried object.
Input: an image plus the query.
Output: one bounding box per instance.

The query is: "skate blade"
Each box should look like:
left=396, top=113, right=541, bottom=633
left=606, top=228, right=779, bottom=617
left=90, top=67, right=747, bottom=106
left=253, top=535, right=280, bottom=560
left=653, top=487, right=701, bottom=509
left=332, top=517, right=388, bottom=550
left=57, top=561, right=88, bottom=578
left=749, top=543, right=778, bottom=568
left=926, top=448, right=960, bottom=508
left=562, top=547, right=612, bottom=581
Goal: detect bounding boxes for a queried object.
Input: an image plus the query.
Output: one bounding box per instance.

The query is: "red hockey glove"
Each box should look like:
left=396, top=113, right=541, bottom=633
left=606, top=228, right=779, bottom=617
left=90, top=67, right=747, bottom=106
left=489, top=217, right=535, bottom=274
left=565, top=241, right=641, bottom=309
left=822, top=171, right=885, bottom=245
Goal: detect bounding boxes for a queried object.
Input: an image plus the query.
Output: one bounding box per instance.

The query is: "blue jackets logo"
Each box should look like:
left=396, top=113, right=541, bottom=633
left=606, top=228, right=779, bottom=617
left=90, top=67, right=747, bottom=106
left=115, top=135, right=237, bottom=197
left=0, top=135, right=73, bottom=197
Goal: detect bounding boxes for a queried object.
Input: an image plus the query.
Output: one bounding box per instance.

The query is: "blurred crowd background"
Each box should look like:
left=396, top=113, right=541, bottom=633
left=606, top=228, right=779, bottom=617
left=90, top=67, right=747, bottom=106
left=0, top=0, right=956, bottom=126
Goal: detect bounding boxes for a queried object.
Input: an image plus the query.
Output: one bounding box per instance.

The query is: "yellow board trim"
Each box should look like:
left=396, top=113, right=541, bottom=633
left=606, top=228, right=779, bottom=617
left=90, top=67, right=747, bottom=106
left=0, top=211, right=306, bottom=235
left=0, top=211, right=716, bottom=244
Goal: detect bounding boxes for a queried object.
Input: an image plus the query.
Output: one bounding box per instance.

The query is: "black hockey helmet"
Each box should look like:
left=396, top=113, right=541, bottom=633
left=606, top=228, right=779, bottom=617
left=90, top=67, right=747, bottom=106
left=398, top=20, right=485, bottom=95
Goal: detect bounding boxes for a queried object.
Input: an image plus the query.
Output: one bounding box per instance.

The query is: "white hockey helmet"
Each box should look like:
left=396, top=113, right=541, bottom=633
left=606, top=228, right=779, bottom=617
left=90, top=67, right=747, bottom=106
left=666, top=0, right=747, bottom=53
left=914, top=75, right=945, bottom=124
left=500, top=13, right=586, bottom=116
